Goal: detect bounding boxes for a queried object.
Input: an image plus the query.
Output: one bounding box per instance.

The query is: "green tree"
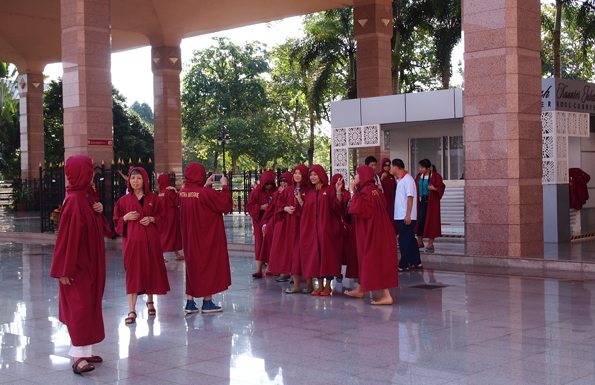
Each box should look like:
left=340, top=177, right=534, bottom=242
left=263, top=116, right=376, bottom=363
left=43, top=79, right=64, bottom=167
left=130, top=101, right=154, bottom=126
left=0, top=63, right=20, bottom=178
left=182, top=38, right=274, bottom=172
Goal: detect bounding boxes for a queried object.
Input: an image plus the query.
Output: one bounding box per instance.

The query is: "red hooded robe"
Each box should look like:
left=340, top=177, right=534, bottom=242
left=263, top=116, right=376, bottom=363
left=414, top=171, right=445, bottom=239
left=179, top=163, right=233, bottom=298
left=300, top=165, right=344, bottom=278
left=247, top=170, right=277, bottom=261
left=267, top=165, right=310, bottom=276
left=330, top=173, right=350, bottom=265
left=113, top=167, right=171, bottom=295
left=349, top=166, right=399, bottom=292
left=50, top=155, right=107, bottom=346
left=258, top=171, right=293, bottom=265
left=157, top=174, right=183, bottom=252
left=378, top=158, right=399, bottom=235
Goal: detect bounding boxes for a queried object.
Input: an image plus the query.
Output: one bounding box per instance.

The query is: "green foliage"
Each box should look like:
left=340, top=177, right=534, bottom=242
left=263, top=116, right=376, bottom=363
left=11, top=184, right=32, bottom=204
left=130, top=101, right=154, bottom=127
left=43, top=79, right=64, bottom=167
left=0, top=63, right=20, bottom=179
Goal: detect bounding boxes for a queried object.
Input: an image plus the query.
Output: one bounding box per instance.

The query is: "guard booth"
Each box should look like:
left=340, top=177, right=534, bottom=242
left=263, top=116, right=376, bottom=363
left=331, top=81, right=595, bottom=242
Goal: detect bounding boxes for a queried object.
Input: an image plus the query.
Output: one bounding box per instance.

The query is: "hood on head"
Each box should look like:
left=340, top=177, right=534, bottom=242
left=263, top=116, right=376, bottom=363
left=184, top=163, right=206, bottom=187
left=280, top=171, right=294, bottom=186
left=65, top=155, right=94, bottom=192
left=357, top=166, right=376, bottom=189
left=259, top=170, right=277, bottom=189
left=157, top=174, right=171, bottom=192
left=330, top=173, right=346, bottom=192
left=309, top=164, right=328, bottom=187
left=381, top=158, right=391, bottom=168
left=127, top=167, right=150, bottom=194
left=293, top=164, right=309, bottom=186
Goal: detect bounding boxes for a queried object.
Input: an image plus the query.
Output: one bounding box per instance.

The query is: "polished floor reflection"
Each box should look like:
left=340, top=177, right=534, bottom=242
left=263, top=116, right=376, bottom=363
left=2, top=241, right=595, bottom=384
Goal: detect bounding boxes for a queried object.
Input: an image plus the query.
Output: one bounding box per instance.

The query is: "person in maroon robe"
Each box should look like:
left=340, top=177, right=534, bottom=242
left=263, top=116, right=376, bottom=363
left=157, top=174, right=184, bottom=261
left=247, top=170, right=277, bottom=278
left=345, top=166, right=399, bottom=305
left=268, top=165, right=314, bottom=294
left=378, top=157, right=399, bottom=235
left=179, top=163, right=233, bottom=313
left=299, top=165, right=344, bottom=296
left=259, top=171, right=293, bottom=281
left=113, top=167, right=171, bottom=324
left=330, top=174, right=350, bottom=279
left=414, top=159, right=446, bottom=253
left=50, top=155, right=108, bottom=375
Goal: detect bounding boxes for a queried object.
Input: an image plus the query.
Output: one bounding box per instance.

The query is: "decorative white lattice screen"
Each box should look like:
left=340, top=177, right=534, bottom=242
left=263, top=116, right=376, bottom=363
left=542, top=111, right=589, bottom=184
left=332, top=124, right=381, bottom=182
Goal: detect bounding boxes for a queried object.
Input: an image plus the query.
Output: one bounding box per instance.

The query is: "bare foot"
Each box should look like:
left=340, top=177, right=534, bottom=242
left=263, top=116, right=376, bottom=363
left=344, top=290, right=364, bottom=299
left=164, top=258, right=168, bottom=263
left=175, top=252, right=184, bottom=261
left=371, top=297, right=393, bottom=306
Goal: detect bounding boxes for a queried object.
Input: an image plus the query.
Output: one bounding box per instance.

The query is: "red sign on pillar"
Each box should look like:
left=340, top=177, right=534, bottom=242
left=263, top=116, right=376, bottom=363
left=87, top=139, right=113, bottom=146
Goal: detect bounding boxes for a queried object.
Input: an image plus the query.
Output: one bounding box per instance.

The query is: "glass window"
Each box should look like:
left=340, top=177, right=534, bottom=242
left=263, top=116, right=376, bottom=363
left=410, top=137, right=443, bottom=175
left=449, top=136, right=464, bottom=180
left=409, top=136, right=464, bottom=180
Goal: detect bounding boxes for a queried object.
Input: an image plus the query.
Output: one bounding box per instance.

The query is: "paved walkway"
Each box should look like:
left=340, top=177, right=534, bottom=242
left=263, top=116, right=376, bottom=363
left=2, top=241, right=595, bottom=384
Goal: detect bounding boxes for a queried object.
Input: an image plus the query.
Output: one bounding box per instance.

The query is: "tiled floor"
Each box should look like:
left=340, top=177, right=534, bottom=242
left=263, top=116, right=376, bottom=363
left=2, top=241, right=595, bottom=384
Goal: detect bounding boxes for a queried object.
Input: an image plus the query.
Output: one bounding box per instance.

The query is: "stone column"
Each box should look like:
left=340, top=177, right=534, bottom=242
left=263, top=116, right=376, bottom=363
left=463, top=0, right=544, bottom=256
left=61, top=0, right=113, bottom=165
left=152, top=46, right=183, bottom=176
left=353, top=0, right=393, bottom=166
left=17, top=73, right=45, bottom=179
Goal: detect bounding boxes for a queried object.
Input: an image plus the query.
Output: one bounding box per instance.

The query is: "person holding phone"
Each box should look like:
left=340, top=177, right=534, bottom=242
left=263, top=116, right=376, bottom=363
left=415, top=159, right=445, bottom=253
left=179, top=163, right=233, bottom=314
left=247, top=170, right=277, bottom=278
left=113, top=168, right=171, bottom=324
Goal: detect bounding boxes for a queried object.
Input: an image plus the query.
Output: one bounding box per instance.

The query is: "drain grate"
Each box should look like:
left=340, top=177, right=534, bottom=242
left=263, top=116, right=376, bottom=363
left=409, top=284, right=446, bottom=290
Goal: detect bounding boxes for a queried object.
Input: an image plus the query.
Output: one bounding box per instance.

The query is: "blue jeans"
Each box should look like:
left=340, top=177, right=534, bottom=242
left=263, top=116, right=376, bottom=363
left=397, top=220, right=421, bottom=268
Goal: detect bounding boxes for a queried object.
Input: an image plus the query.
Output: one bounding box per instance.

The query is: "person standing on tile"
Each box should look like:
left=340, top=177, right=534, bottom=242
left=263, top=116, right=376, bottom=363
left=179, top=163, right=233, bottom=314
left=414, top=159, right=445, bottom=253
left=259, top=171, right=293, bottom=282
left=391, top=158, right=422, bottom=271
left=300, top=165, right=345, bottom=296
left=345, top=166, right=399, bottom=305
left=157, top=174, right=184, bottom=261
left=50, top=155, right=109, bottom=375
left=247, top=170, right=277, bottom=278
left=330, top=173, right=351, bottom=276
left=268, top=165, right=314, bottom=293
left=378, top=157, right=399, bottom=236
left=113, top=167, right=171, bottom=324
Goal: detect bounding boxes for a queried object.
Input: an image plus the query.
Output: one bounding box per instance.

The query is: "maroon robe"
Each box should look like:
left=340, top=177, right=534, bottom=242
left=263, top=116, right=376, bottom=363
left=259, top=171, right=293, bottom=265
left=180, top=163, right=233, bottom=298
left=300, top=165, right=344, bottom=278
left=247, top=171, right=277, bottom=262
left=114, top=167, right=171, bottom=295
left=267, top=165, right=310, bottom=276
left=50, top=155, right=106, bottom=347
left=378, top=157, right=399, bottom=235
left=157, top=174, right=183, bottom=252
left=330, top=174, right=350, bottom=266
left=349, top=166, right=399, bottom=292
left=414, top=171, right=446, bottom=239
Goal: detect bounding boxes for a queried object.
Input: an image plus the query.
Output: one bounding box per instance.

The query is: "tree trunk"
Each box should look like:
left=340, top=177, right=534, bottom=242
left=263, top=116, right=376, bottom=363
left=231, top=157, right=237, bottom=174
left=307, top=112, right=315, bottom=167
left=442, top=63, right=451, bottom=89
left=213, top=150, right=219, bottom=173
left=392, top=28, right=402, bottom=94
left=348, top=52, right=357, bottom=99
left=554, top=0, right=562, bottom=78
left=351, top=148, right=358, bottom=175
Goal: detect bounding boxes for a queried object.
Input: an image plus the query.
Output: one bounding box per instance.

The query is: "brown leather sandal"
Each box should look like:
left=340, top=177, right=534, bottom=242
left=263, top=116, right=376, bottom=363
left=72, top=357, right=95, bottom=374
left=146, top=301, right=156, bottom=316
left=125, top=311, right=137, bottom=324
left=83, top=355, right=103, bottom=363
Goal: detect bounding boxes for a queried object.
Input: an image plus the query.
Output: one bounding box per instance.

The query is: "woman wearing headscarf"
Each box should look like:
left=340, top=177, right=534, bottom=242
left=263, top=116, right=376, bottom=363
left=179, top=163, right=233, bottom=314
left=346, top=166, right=399, bottom=305
left=247, top=170, right=277, bottom=278
left=414, top=159, right=446, bottom=254
left=268, top=165, right=314, bottom=293
left=299, top=165, right=344, bottom=296
left=50, top=155, right=109, bottom=375
left=378, top=157, right=399, bottom=236
left=113, top=167, right=170, bottom=324
left=258, top=171, right=293, bottom=280
left=157, top=174, right=184, bottom=261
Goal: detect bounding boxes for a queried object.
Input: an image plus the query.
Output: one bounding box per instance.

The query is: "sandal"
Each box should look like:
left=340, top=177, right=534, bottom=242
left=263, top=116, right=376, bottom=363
left=320, top=290, right=332, bottom=296
left=125, top=311, right=137, bottom=324
left=83, top=355, right=103, bottom=363
left=398, top=267, right=409, bottom=272
left=410, top=264, right=424, bottom=270
left=311, top=289, right=322, bottom=296
left=302, top=288, right=314, bottom=294
left=285, top=287, right=302, bottom=294
left=252, top=272, right=263, bottom=278
left=147, top=301, right=156, bottom=316
left=72, top=357, right=95, bottom=375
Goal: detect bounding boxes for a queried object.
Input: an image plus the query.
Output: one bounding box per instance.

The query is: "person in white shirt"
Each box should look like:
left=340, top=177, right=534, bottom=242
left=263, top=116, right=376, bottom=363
left=391, top=158, right=422, bottom=271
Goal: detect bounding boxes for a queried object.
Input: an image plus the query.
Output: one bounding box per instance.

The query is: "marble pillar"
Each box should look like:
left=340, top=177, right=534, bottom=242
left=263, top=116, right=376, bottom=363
left=17, top=73, right=45, bottom=179
left=152, top=46, right=183, bottom=176
left=61, top=0, right=113, bottom=165
left=463, top=0, right=544, bottom=256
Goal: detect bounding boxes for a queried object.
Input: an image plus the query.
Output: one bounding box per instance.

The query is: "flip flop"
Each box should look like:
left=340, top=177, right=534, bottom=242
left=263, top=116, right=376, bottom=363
left=285, top=288, right=302, bottom=294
